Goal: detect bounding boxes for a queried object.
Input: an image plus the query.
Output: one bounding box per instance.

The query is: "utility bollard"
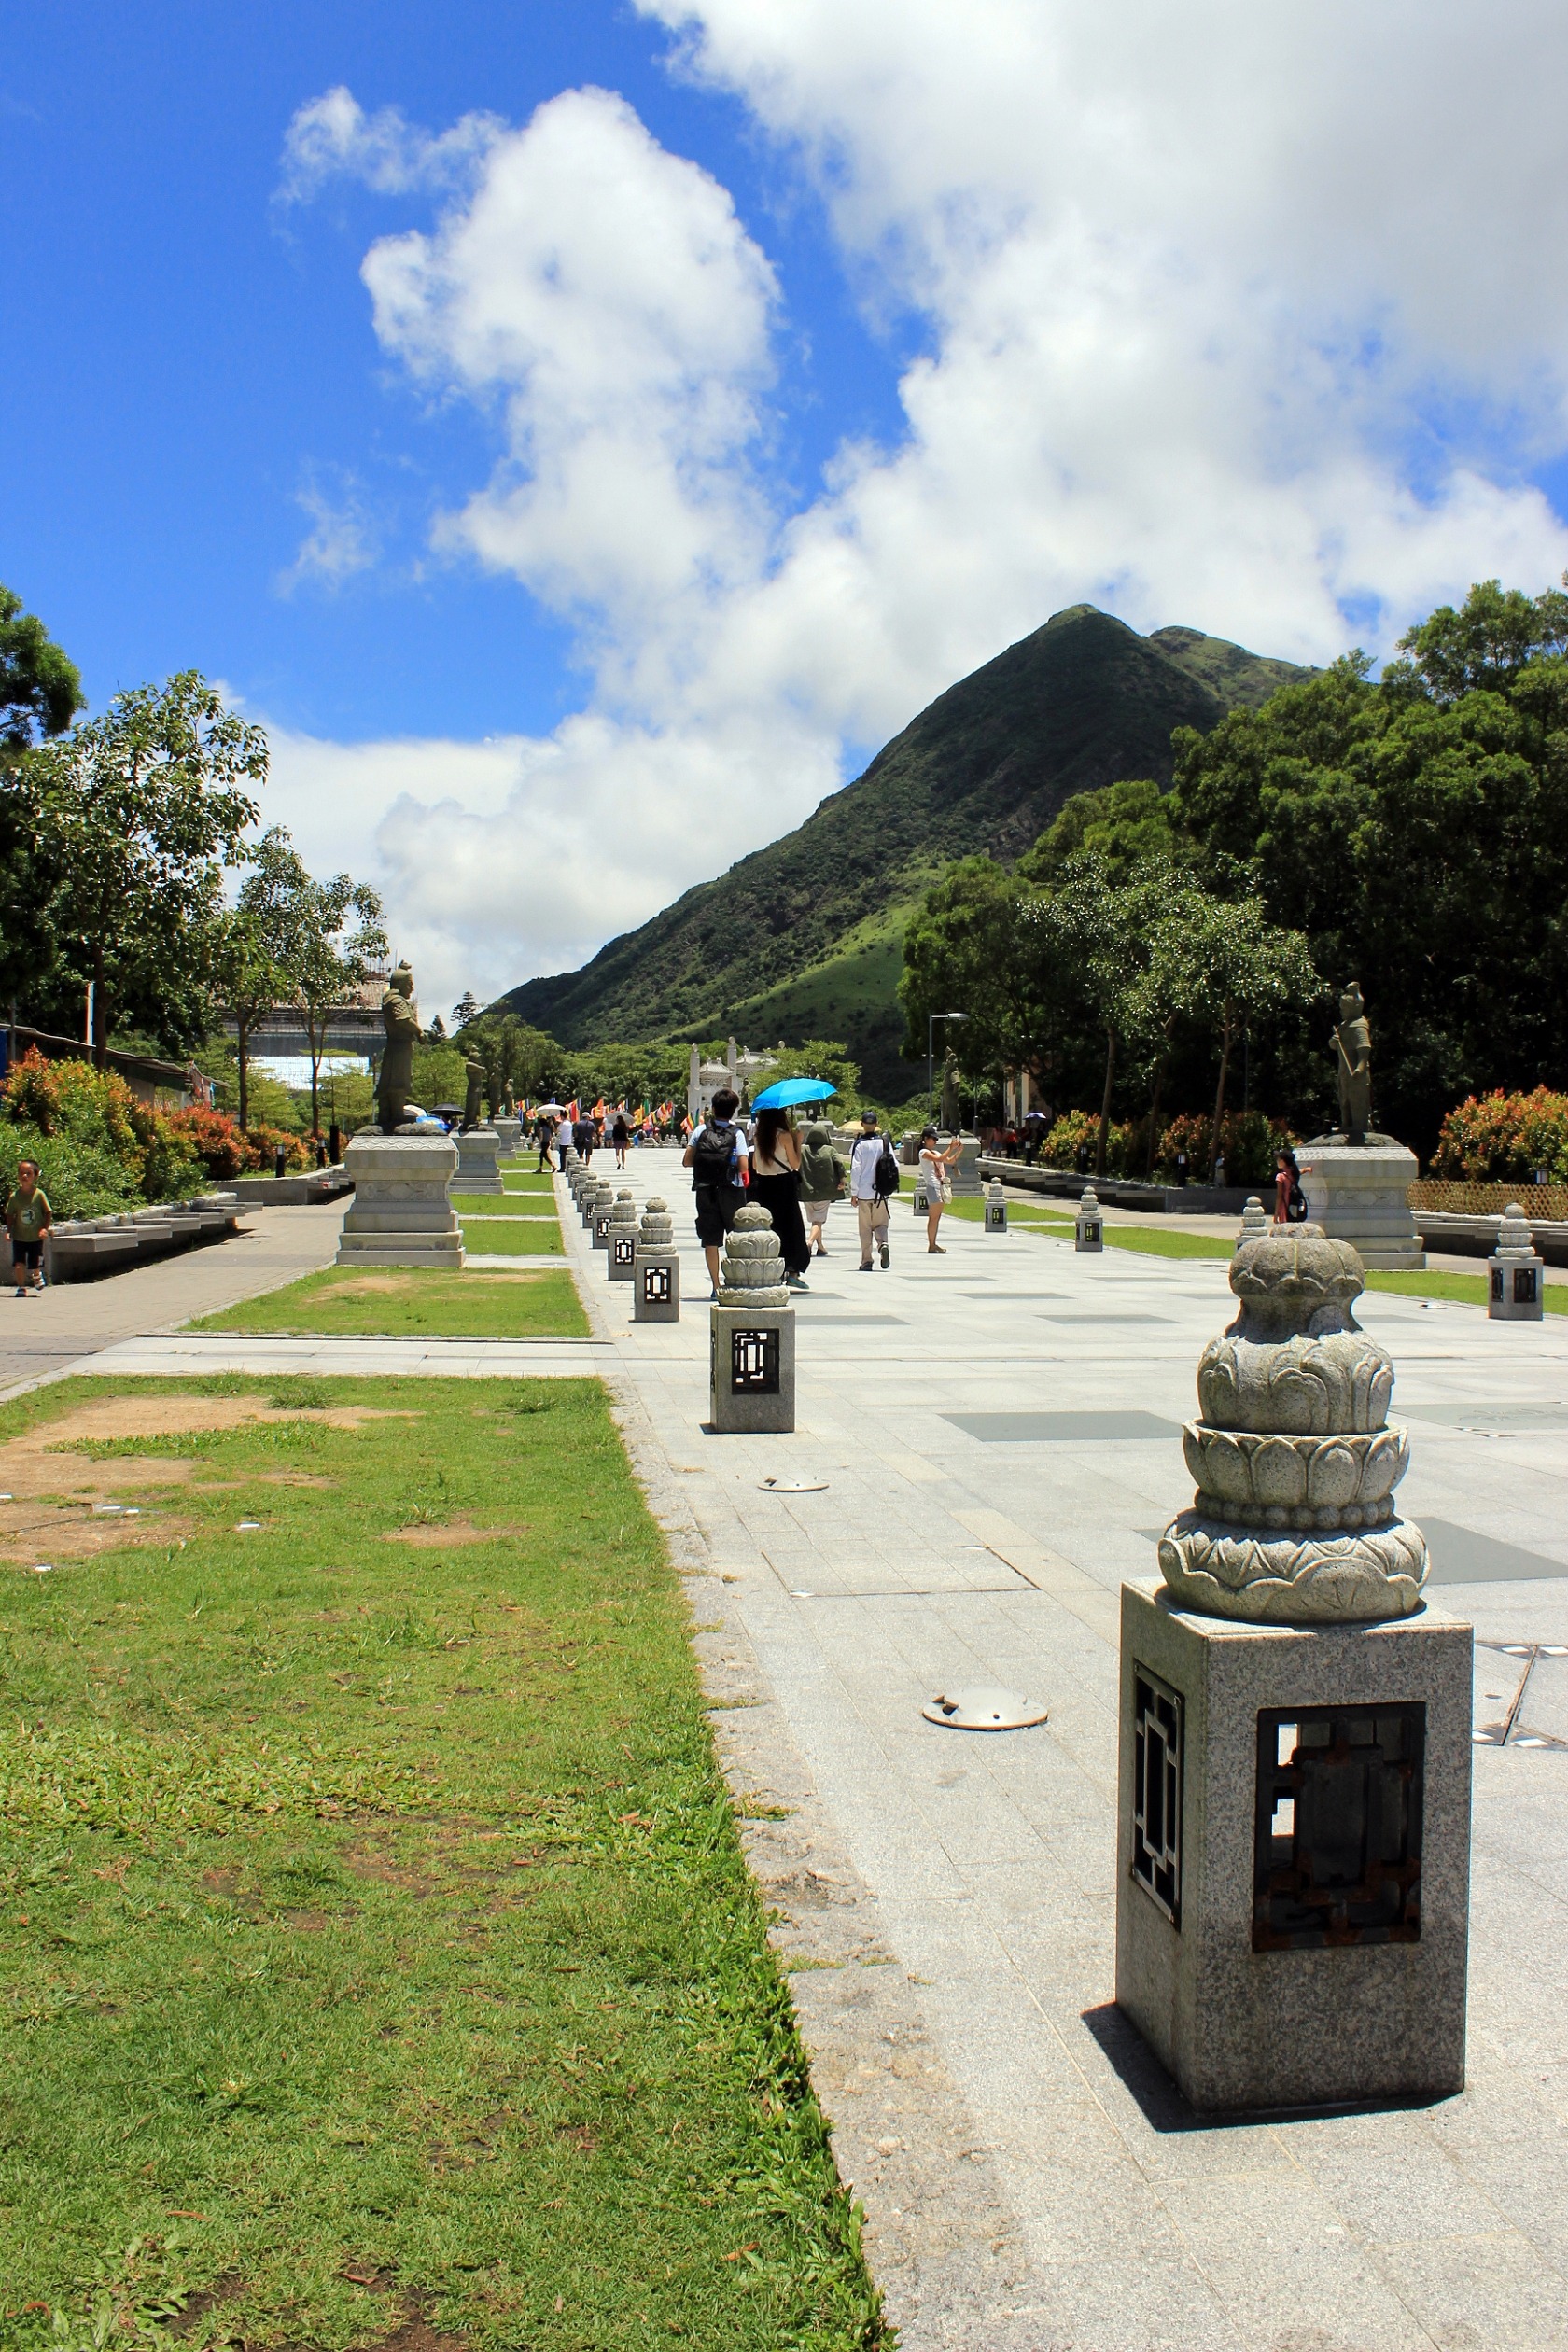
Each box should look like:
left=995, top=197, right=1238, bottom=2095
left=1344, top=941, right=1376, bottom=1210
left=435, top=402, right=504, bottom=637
left=1075, top=1186, right=1104, bottom=1252
left=606, top=1189, right=638, bottom=1281
left=633, top=1197, right=680, bottom=1322
left=984, top=1180, right=1007, bottom=1233
left=708, top=1204, right=794, bottom=1433
left=1489, top=1202, right=1546, bottom=1321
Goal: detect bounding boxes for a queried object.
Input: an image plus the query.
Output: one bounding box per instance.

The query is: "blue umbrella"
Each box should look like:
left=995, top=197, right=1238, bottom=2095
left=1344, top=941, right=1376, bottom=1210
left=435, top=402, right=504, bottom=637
left=750, top=1077, right=839, bottom=1110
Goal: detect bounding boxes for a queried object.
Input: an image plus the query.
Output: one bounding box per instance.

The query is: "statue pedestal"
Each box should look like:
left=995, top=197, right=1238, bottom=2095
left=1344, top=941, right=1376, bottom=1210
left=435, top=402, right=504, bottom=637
left=336, top=1133, right=463, bottom=1269
left=491, top=1116, right=522, bottom=1159
left=1115, top=1580, right=1471, bottom=2111
left=454, top=1127, right=504, bottom=1196
left=1296, top=1135, right=1425, bottom=1269
left=951, top=1132, right=984, bottom=1197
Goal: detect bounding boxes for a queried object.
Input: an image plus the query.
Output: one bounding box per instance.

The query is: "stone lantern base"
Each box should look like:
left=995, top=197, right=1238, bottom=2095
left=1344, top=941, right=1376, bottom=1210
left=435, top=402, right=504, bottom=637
left=633, top=1246, right=680, bottom=1322
left=708, top=1305, right=794, bottom=1432
left=1296, top=1135, right=1424, bottom=1269
left=1115, top=1580, right=1471, bottom=2112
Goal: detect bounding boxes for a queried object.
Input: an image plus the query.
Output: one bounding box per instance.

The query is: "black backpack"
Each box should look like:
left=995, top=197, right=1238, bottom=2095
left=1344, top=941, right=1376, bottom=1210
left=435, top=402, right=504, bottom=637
left=873, top=1138, right=901, bottom=1197
left=1287, top=1178, right=1308, bottom=1223
left=691, top=1121, right=738, bottom=1188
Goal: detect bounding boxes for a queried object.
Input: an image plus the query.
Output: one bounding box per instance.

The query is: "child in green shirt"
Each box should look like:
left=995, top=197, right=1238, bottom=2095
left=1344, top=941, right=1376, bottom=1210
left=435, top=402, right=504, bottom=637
left=5, top=1159, right=51, bottom=1296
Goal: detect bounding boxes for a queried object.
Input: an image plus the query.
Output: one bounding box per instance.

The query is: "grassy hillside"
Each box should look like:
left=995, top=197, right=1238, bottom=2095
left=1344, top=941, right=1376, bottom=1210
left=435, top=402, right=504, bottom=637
left=502, top=605, right=1310, bottom=1094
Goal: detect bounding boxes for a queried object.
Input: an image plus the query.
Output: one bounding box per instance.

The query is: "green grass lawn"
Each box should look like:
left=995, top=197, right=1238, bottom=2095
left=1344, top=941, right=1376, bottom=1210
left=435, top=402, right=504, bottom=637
left=0, top=1375, right=885, bottom=2351
left=453, top=1195, right=561, bottom=1218
left=192, top=1267, right=588, bottom=1339
left=501, top=1172, right=558, bottom=1193
left=458, top=1220, right=567, bottom=1257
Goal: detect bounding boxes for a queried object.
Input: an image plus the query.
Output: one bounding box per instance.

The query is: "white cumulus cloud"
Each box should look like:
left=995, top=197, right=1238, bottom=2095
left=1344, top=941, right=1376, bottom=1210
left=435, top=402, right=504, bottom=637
left=273, top=14, right=1568, bottom=1015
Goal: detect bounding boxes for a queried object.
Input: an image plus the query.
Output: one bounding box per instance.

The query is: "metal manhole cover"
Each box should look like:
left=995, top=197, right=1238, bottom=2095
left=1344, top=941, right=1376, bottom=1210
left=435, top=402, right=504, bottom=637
left=921, top=1685, right=1049, bottom=1731
left=758, top=1478, right=828, bottom=1493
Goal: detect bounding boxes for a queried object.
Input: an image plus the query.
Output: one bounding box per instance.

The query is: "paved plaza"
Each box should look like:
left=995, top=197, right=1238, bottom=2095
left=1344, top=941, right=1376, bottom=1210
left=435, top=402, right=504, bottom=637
left=10, top=1164, right=1568, bottom=2347
left=564, top=1153, right=1568, bottom=2352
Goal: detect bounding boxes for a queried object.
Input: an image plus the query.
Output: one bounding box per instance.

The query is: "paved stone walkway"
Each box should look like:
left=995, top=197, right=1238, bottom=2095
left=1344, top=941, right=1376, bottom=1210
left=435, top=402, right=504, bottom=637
left=568, top=1150, right=1568, bottom=2352
left=0, top=1200, right=350, bottom=1401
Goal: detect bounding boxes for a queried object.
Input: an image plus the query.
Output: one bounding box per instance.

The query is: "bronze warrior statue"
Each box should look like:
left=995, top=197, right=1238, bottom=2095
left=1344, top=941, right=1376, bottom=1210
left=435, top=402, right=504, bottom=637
left=1333, top=981, right=1372, bottom=1145
left=462, top=1057, right=487, bottom=1133
left=374, top=963, right=420, bottom=1133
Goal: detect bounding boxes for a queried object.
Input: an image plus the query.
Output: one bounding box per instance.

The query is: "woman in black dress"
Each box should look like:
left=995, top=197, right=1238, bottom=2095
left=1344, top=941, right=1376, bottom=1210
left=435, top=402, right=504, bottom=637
left=748, top=1107, right=811, bottom=1289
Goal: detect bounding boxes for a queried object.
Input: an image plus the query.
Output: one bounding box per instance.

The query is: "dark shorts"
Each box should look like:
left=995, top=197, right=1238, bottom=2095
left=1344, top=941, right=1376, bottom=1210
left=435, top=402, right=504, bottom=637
left=11, top=1240, right=41, bottom=1269
left=693, top=1182, right=746, bottom=1248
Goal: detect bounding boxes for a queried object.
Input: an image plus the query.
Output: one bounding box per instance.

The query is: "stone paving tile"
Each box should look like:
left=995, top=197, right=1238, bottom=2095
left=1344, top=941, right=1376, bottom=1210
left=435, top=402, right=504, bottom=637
left=564, top=1152, right=1568, bottom=2349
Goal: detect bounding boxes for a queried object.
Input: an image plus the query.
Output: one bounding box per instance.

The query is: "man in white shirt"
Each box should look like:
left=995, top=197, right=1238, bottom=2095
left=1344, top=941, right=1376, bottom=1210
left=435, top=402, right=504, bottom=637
left=849, top=1110, right=892, bottom=1272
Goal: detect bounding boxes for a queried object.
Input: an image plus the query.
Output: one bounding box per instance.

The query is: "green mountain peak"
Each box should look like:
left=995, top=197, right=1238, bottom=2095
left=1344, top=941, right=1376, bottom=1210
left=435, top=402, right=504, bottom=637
left=501, top=605, right=1313, bottom=1092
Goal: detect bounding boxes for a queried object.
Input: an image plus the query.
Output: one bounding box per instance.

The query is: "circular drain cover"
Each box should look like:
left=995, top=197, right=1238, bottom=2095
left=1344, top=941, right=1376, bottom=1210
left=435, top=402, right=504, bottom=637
left=922, top=1685, right=1049, bottom=1731
left=758, top=1478, right=828, bottom=1494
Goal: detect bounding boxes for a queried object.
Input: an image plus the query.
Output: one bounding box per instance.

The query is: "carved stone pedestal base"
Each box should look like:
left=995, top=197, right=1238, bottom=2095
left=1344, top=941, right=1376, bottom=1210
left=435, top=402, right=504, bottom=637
left=454, top=1127, right=503, bottom=1195
left=1296, top=1135, right=1425, bottom=1269
left=1116, top=1580, right=1472, bottom=2111
left=335, top=1133, right=463, bottom=1269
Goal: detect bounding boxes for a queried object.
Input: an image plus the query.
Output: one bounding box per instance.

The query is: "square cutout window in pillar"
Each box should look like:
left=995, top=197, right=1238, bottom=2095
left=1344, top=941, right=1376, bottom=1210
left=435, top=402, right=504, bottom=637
left=1131, top=1667, right=1183, bottom=1926
left=1253, top=1705, right=1424, bottom=1952
left=643, top=1264, right=670, bottom=1304
left=1515, top=1267, right=1540, bottom=1305
left=732, top=1328, right=780, bottom=1395
left=612, top=1235, right=637, bottom=1268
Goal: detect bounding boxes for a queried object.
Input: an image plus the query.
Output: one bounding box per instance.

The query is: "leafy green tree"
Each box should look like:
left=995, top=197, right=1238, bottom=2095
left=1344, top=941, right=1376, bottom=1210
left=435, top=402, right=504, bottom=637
left=0, top=588, right=87, bottom=1017
left=1018, top=777, right=1189, bottom=888
left=901, top=858, right=1059, bottom=1093
left=288, top=873, right=387, bottom=1139
left=210, top=903, right=287, bottom=1136
left=28, top=673, right=264, bottom=1066
left=0, top=585, right=84, bottom=750
left=1172, top=581, right=1568, bottom=1146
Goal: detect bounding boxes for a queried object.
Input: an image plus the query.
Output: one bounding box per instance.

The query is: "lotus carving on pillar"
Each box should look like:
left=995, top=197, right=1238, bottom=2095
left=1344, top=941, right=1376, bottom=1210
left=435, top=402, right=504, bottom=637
left=1158, top=1227, right=1427, bottom=1623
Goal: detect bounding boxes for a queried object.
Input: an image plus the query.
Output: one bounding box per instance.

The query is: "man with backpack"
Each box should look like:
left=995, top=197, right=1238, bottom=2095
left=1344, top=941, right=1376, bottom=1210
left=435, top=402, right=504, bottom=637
left=683, top=1085, right=749, bottom=1297
left=850, top=1110, right=897, bottom=1271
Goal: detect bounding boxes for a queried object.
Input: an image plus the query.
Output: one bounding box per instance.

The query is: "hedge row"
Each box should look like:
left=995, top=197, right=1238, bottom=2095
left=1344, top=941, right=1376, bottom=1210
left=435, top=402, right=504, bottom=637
left=0, top=1050, right=309, bottom=1218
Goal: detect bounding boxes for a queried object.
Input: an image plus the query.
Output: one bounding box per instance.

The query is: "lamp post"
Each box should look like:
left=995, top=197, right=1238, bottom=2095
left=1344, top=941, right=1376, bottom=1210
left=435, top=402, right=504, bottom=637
left=928, top=1011, right=967, bottom=1123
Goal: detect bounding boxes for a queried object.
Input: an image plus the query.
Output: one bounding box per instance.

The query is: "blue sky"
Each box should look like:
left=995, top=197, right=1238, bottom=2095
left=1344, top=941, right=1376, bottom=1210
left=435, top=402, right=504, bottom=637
left=7, top=2, right=1568, bottom=1013
left=4, top=2, right=905, bottom=745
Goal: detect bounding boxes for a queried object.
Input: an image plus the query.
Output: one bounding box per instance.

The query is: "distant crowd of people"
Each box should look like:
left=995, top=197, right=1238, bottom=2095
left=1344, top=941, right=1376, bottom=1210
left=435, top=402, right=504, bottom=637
left=539, top=1094, right=971, bottom=1297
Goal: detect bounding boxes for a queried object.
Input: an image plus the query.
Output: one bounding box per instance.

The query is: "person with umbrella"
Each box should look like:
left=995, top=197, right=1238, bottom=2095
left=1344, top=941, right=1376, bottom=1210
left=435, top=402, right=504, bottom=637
left=749, top=1078, right=837, bottom=1290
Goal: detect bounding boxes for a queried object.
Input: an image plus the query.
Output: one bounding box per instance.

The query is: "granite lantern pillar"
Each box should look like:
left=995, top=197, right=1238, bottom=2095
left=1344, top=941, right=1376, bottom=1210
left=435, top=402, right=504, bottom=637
left=633, top=1197, right=680, bottom=1323
left=1115, top=1225, right=1471, bottom=2112
left=708, top=1204, right=794, bottom=1434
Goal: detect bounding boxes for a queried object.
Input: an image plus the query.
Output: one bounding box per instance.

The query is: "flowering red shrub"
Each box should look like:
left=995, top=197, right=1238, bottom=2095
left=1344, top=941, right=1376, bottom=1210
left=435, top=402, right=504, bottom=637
left=247, top=1124, right=312, bottom=1174
left=167, top=1104, right=261, bottom=1180
left=1432, top=1087, right=1568, bottom=1183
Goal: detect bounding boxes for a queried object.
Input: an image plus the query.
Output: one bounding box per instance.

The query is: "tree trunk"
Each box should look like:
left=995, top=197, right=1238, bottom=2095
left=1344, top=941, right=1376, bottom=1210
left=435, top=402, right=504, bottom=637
left=307, top=1013, right=323, bottom=1139
left=1144, top=1047, right=1169, bottom=1181
left=236, top=1014, right=250, bottom=1134
left=92, top=942, right=106, bottom=1071
left=1208, top=1001, right=1235, bottom=1178
left=1096, top=1025, right=1117, bottom=1178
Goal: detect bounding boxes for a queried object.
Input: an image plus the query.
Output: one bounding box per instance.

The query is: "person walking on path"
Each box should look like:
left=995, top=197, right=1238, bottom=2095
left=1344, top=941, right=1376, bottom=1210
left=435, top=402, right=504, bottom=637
left=918, top=1124, right=963, bottom=1253
left=683, top=1085, right=749, bottom=1298
left=850, top=1111, right=894, bottom=1272
left=611, top=1112, right=630, bottom=1169
left=799, top=1121, right=846, bottom=1258
left=749, top=1108, right=811, bottom=1290
left=5, top=1157, right=51, bottom=1296
left=1275, top=1147, right=1307, bottom=1224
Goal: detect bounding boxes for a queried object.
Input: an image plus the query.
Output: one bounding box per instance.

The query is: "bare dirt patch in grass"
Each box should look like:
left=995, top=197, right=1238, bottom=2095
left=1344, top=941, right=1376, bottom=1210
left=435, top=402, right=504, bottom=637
left=384, top=1516, right=532, bottom=1548
left=0, top=1501, right=194, bottom=1565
